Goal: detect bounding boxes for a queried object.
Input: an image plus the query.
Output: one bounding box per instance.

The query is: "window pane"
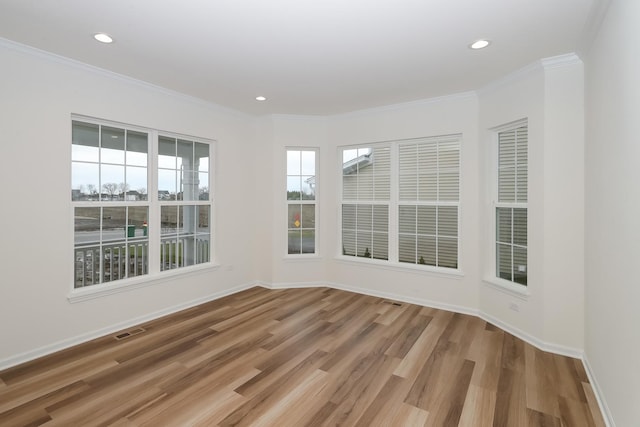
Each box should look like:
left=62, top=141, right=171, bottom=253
left=72, top=162, right=99, bottom=201
left=497, top=243, right=512, bottom=281
left=301, top=230, right=315, bottom=254
left=418, top=173, right=437, bottom=201
left=74, top=207, right=101, bottom=246
left=438, top=237, right=458, bottom=269
left=399, top=205, right=416, bottom=234
left=513, top=208, right=527, bottom=246
left=158, top=169, right=177, bottom=199
left=287, top=176, right=302, bottom=200
left=288, top=230, right=302, bottom=254
left=496, top=207, right=512, bottom=244
left=128, top=206, right=149, bottom=239
left=158, top=137, right=176, bottom=169
left=287, top=150, right=301, bottom=175
left=127, top=166, right=147, bottom=200
left=181, top=205, right=197, bottom=235
left=161, top=206, right=179, bottom=236
left=399, top=234, right=416, bottom=263
left=417, top=206, right=436, bottom=236
left=72, top=121, right=99, bottom=162
left=180, top=169, right=199, bottom=201
left=126, top=131, right=148, bottom=167
left=417, top=236, right=437, bottom=266
left=288, top=204, right=302, bottom=229
left=102, top=207, right=126, bottom=243
left=301, top=176, right=315, bottom=200
left=177, top=139, right=194, bottom=169
left=342, top=204, right=356, bottom=230
left=101, top=126, right=125, bottom=164
left=342, top=230, right=356, bottom=256
left=438, top=206, right=458, bottom=237
left=101, top=165, right=125, bottom=201
left=301, top=204, right=315, bottom=229
left=513, top=246, right=527, bottom=285
left=301, top=151, right=315, bottom=175
left=357, top=205, right=372, bottom=231
left=195, top=142, right=209, bottom=173
left=356, top=231, right=372, bottom=258
left=199, top=172, right=209, bottom=200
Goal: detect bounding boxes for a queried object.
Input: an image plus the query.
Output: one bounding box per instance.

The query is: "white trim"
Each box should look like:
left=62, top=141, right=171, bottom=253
left=334, top=255, right=465, bottom=279
left=68, top=263, right=221, bottom=303
left=540, top=53, right=582, bottom=69
left=0, top=37, right=249, bottom=120
left=582, top=354, right=616, bottom=427
left=261, top=281, right=580, bottom=359
left=482, top=278, right=530, bottom=301
left=1, top=282, right=256, bottom=371
left=331, top=91, right=477, bottom=119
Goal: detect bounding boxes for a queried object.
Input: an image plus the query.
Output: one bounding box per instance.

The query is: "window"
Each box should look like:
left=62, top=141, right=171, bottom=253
left=72, top=117, right=213, bottom=289
left=495, top=121, right=527, bottom=285
left=398, top=137, right=460, bottom=268
left=340, top=137, right=460, bottom=269
left=158, top=136, right=211, bottom=270
left=286, top=149, right=317, bottom=255
left=342, top=146, right=390, bottom=260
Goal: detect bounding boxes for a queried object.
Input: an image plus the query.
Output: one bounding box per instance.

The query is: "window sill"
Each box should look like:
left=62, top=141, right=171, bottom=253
left=482, top=278, right=530, bottom=301
left=68, top=263, right=221, bottom=303
left=283, top=254, right=323, bottom=262
left=334, top=255, right=464, bottom=279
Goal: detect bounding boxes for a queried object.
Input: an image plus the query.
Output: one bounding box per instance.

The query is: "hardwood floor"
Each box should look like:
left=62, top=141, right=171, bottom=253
left=0, top=287, right=606, bottom=426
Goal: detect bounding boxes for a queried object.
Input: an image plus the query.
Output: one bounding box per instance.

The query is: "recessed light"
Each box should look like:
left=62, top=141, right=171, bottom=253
left=94, top=33, right=113, bottom=44
left=470, top=39, right=490, bottom=50
left=255, top=96, right=267, bottom=101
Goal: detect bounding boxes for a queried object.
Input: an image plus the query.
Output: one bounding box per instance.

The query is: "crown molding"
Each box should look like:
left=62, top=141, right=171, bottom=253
left=0, top=36, right=252, bottom=120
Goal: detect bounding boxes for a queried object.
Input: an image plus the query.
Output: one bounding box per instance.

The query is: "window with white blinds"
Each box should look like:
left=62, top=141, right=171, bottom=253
left=398, top=137, right=460, bottom=268
left=341, top=146, right=390, bottom=259
left=340, top=135, right=461, bottom=270
left=495, top=122, right=528, bottom=285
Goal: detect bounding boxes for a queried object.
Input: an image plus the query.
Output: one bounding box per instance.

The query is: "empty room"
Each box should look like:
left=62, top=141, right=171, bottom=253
left=0, top=0, right=637, bottom=426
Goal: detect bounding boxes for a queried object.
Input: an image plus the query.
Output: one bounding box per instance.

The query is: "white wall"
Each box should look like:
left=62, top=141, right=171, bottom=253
left=323, top=95, right=481, bottom=311
left=0, top=40, right=256, bottom=366
left=585, top=0, right=640, bottom=425
left=477, top=58, right=585, bottom=354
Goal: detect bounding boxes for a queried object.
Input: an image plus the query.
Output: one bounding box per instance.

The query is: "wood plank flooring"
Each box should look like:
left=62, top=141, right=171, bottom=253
left=0, top=287, right=606, bottom=426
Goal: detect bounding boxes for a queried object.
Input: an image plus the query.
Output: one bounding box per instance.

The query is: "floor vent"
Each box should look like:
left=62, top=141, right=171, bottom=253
left=114, top=327, right=146, bottom=340
left=381, top=300, right=403, bottom=307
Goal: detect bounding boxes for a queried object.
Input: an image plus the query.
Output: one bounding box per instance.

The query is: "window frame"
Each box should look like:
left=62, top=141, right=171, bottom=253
left=70, top=115, right=216, bottom=301
left=492, top=119, right=528, bottom=288
left=285, top=147, right=319, bottom=257
left=338, top=135, right=462, bottom=275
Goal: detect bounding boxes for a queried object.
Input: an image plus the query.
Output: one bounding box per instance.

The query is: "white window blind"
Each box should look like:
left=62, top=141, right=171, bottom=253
left=496, top=123, right=528, bottom=285
left=398, top=136, right=460, bottom=268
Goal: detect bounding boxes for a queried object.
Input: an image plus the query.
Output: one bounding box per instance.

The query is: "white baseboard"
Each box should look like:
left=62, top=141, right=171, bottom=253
left=582, top=354, right=615, bottom=427
left=0, top=282, right=256, bottom=371
left=265, top=280, right=583, bottom=357
left=479, top=311, right=583, bottom=359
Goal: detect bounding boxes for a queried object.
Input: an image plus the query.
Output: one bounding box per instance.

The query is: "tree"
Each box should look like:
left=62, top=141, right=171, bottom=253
left=102, top=183, right=118, bottom=200
left=86, top=184, right=97, bottom=195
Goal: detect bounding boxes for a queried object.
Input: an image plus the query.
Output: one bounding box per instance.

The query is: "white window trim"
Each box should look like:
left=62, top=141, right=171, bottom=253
left=284, top=147, right=319, bottom=258
left=69, top=115, right=216, bottom=301
left=337, top=136, right=463, bottom=276
left=485, top=118, right=529, bottom=295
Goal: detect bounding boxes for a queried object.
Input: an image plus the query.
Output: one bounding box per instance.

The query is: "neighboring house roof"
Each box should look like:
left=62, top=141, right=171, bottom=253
left=343, top=153, right=373, bottom=175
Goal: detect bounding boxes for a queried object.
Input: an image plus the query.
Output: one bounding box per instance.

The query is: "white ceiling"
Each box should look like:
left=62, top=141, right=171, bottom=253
left=0, top=0, right=603, bottom=116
